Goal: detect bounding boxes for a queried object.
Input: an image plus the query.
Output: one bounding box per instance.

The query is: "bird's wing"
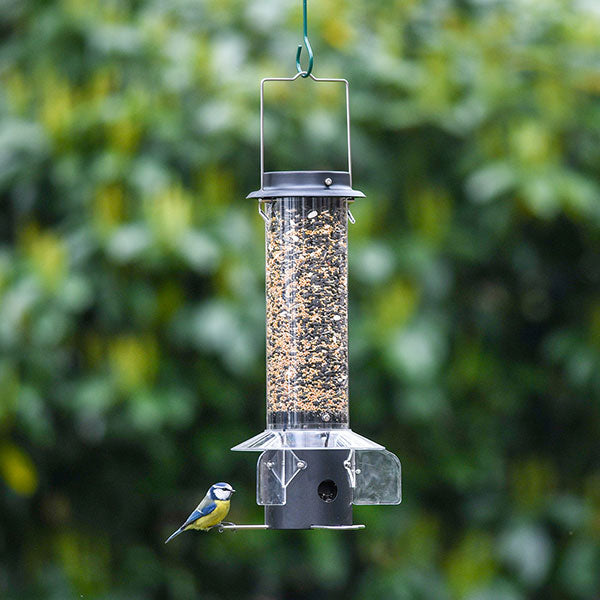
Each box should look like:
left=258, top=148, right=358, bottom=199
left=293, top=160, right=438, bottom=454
left=164, top=494, right=220, bottom=543
left=195, top=492, right=213, bottom=513
left=180, top=501, right=217, bottom=529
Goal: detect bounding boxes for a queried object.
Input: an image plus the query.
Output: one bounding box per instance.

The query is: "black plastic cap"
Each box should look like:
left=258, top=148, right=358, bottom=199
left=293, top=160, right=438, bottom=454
left=247, top=171, right=365, bottom=200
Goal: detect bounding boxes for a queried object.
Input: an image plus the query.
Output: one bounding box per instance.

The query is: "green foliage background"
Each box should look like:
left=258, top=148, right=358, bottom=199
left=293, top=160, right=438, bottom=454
left=1, top=0, right=600, bottom=598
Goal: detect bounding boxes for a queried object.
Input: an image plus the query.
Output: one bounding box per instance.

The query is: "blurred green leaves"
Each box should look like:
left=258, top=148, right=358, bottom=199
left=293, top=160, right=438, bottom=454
left=1, top=0, right=599, bottom=599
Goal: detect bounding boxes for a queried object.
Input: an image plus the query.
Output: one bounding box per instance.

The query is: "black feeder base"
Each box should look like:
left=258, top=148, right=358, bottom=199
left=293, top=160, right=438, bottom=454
left=264, top=449, right=353, bottom=529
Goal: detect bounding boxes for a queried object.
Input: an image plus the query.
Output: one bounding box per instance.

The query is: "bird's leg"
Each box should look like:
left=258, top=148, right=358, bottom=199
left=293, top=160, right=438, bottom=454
left=214, top=521, right=236, bottom=533
left=208, top=522, right=235, bottom=532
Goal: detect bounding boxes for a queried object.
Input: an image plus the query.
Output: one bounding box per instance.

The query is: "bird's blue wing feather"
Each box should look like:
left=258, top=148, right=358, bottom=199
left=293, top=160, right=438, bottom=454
left=181, top=502, right=217, bottom=529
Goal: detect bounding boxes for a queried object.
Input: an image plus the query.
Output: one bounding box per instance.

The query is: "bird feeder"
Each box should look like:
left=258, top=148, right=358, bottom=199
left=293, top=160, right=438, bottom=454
left=231, top=73, right=401, bottom=530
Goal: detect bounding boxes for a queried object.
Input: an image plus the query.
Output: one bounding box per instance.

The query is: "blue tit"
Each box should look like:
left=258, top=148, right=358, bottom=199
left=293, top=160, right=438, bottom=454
left=165, top=482, right=235, bottom=543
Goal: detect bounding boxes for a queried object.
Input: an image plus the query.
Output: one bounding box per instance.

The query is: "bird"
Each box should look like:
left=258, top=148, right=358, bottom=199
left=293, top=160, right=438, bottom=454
left=165, top=482, right=235, bottom=543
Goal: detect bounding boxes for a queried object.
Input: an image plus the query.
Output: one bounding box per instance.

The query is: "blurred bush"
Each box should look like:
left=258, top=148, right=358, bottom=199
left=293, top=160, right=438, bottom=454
left=1, top=0, right=599, bottom=598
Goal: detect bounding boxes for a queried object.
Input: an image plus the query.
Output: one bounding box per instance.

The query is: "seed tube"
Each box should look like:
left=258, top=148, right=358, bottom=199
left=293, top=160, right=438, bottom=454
left=265, top=196, right=349, bottom=429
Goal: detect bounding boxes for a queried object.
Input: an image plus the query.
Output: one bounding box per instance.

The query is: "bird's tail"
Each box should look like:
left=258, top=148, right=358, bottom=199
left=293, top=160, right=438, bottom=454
left=165, top=527, right=184, bottom=544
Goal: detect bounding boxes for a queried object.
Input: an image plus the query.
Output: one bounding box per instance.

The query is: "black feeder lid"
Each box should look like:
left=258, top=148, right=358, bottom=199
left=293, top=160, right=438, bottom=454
left=247, top=171, right=365, bottom=200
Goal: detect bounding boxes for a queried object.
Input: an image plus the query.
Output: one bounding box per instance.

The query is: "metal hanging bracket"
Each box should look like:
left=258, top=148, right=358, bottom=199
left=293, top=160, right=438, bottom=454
left=258, top=73, right=354, bottom=190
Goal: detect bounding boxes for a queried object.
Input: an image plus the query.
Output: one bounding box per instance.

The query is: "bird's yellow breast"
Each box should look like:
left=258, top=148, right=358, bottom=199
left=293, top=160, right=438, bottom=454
left=186, top=500, right=230, bottom=532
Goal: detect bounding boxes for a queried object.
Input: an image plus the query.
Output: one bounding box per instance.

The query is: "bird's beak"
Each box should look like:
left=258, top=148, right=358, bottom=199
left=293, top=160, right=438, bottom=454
left=231, top=489, right=236, bottom=493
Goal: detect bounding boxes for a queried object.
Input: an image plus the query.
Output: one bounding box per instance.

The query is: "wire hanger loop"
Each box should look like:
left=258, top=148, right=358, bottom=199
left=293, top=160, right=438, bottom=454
left=296, top=0, right=314, bottom=77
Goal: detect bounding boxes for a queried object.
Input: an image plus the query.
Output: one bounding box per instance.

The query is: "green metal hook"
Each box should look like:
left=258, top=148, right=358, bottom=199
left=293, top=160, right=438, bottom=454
left=296, top=0, right=314, bottom=77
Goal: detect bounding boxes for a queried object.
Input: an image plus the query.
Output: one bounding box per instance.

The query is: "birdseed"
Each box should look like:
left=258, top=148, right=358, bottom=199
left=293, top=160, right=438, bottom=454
left=264, top=197, right=349, bottom=428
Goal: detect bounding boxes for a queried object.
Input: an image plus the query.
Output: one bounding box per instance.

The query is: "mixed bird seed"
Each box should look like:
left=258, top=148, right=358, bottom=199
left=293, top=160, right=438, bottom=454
left=265, top=197, right=349, bottom=428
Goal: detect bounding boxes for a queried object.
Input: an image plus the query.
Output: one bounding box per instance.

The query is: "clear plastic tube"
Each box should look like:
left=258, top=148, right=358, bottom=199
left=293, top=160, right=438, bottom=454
left=265, top=196, right=349, bottom=429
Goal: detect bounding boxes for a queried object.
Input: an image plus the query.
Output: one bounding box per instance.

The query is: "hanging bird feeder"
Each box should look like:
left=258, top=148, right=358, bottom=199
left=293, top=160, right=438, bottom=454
left=226, top=1, right=401, bottom=531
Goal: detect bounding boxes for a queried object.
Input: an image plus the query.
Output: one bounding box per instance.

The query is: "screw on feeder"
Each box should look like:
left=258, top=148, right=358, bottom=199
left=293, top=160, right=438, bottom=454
left=324, top=177, right=333, bottom=186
